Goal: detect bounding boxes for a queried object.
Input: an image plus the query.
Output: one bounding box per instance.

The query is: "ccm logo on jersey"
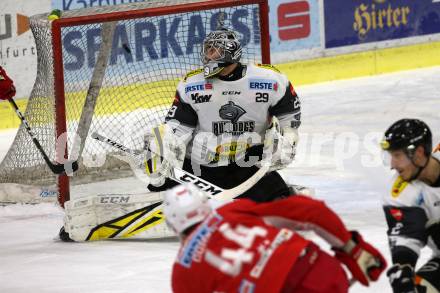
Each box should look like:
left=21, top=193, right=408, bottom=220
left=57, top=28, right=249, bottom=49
left=222, top=91, right=241, bottom=95
left=249, top=79, right=278, bottom=91
left=185, top=82, right=213, bottom=93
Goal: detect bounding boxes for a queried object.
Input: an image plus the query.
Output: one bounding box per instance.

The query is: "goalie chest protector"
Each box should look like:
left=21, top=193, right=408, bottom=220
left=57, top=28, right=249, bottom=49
left=177, top=64, right=289, bottom=137
left=175, top=64, right=290, bottom=165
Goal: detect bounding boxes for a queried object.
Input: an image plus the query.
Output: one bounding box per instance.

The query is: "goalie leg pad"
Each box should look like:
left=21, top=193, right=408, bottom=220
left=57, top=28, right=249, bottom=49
left=64, top=192, right=175, bottom=241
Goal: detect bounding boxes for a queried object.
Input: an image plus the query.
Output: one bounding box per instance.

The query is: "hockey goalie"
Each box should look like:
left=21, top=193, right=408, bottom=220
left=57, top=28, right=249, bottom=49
left=62, top=28, right=310, bottom=242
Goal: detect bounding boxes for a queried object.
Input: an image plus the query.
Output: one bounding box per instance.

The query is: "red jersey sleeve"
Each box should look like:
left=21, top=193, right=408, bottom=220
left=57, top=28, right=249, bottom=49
left=233, top=196, right=352, bottom=248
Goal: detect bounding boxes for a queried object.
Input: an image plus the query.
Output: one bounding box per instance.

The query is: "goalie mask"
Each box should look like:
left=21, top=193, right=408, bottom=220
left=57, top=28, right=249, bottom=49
left=163, top=183, right=212, bottom=234
left=200, top=29, right=242, bottom=78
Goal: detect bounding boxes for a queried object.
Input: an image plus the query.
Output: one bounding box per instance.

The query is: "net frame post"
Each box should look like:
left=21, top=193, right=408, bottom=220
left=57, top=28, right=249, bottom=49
left=258, top=0, right=270, bottom=63
left=52, top=22, right=70, bottom=207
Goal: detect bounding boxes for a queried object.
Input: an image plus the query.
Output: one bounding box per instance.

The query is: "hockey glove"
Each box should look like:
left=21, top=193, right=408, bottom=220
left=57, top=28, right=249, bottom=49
left=261, top=117, right=298, bottom=171
left=387, top=264, right=417, bottom=293
left=144, top=124, right=186, bottom=187
left=0, top=66, right=16, bottom=100
left=333, top=231, right=387, bottom=286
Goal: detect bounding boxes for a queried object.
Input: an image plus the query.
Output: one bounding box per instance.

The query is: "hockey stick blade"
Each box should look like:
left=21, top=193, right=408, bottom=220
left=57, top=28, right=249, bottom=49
left=8, top=98, right=79, bottom=175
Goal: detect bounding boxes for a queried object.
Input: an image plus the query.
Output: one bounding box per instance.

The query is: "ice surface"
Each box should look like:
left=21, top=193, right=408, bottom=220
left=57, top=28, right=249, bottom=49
left=1, top=66, right=439, bottom=292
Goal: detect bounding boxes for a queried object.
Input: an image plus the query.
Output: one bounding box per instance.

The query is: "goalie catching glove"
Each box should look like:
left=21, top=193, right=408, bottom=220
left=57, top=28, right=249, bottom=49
left=333, top=231, right=387, bottom=286
left=0, top=66, right=16, bottom=100
left=144, top=124, right=186, bottom=187
left=261, top=116, right=298, bottom=171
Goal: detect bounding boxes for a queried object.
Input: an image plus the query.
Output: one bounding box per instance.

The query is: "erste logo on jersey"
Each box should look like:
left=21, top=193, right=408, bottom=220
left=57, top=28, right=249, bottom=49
left=178, top=213, right=222, bottom=268
left=249, top=79, right=278, bottom=91
left=185, top=81, right=213, bottom=93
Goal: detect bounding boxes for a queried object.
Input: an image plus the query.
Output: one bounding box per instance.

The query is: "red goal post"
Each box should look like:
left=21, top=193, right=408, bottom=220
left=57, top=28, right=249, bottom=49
left=0, top=0, right=270, bottom=206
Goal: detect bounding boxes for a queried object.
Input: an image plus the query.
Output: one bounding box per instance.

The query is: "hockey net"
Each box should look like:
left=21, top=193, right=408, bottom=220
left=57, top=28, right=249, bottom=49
left=0, top=0, right=270, bottom=205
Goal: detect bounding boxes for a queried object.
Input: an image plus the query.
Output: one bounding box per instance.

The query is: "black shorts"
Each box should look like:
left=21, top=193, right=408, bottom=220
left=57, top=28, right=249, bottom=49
left=148, top=158, right=291, bottom=202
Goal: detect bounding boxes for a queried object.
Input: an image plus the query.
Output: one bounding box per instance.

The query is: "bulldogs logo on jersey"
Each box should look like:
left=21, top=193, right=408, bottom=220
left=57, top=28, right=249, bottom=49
left=219, top=101, right=246, bottom=123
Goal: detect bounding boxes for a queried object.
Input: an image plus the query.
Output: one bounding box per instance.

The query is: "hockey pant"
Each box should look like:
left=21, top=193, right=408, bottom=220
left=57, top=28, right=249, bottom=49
left=281, top=242, right=350, bottom=293
left=416, top=257, right=440, bottom=293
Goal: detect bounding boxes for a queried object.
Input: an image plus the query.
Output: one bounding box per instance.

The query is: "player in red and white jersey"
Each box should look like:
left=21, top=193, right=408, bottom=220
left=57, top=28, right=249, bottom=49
left=381, top=119, right=440, bottom=293
left=163, top=184, right=387, bottom=293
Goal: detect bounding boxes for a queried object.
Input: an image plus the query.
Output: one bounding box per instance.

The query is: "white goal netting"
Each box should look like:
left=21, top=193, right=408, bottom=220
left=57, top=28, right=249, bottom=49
left=0, top=0, right=267, bottom=204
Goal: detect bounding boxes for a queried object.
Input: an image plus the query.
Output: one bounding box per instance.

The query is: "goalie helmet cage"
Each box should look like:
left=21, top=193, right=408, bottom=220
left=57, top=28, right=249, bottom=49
left=0, top=0, right=270, bottom=206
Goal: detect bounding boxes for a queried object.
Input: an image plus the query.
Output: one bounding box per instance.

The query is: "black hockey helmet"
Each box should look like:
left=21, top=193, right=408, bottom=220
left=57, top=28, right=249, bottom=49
left=380, top=118, right=432, bottom=157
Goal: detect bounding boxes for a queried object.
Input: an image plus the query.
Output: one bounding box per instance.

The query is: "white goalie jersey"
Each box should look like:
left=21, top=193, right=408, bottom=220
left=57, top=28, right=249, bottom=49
left=382, top=152, right=440, bottom=261
left=164, top=63, right=301, bottom=167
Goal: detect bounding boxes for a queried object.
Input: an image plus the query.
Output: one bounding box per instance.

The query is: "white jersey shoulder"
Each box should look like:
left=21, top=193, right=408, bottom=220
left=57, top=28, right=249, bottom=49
left=176, top=64, right=290, bottom=104
left=182, top=68, right=204, bottom=83
left=383, top=152, right=440, bottom=212
left=382, top=174, right=424, bottom=207
left=246, top=64, right=290, bottom=105
left=176, top=68, right=206, bottom=103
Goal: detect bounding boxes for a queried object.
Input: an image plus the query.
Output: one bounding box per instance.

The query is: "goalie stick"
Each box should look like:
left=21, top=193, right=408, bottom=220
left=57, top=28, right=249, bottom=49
left=8, top=97, right=78, bottom=175
left=91, top=132, right=269, bottom=200
left=69, top=22, right=116, bottom=164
